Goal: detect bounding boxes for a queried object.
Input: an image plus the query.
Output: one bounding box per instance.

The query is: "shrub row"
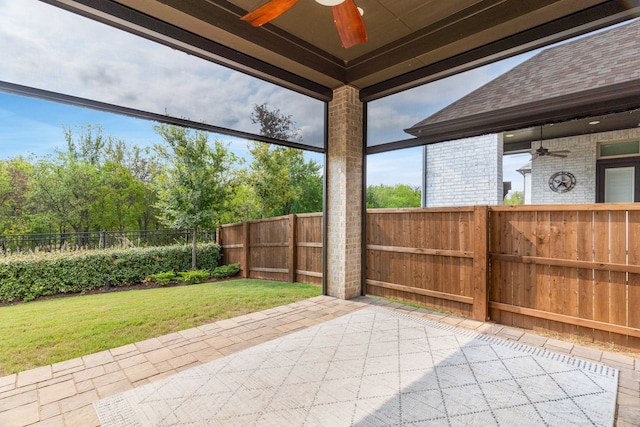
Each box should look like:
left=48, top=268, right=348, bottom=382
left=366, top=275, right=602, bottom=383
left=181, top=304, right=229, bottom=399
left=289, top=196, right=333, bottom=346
left=0, top=244, right=221, bottom=302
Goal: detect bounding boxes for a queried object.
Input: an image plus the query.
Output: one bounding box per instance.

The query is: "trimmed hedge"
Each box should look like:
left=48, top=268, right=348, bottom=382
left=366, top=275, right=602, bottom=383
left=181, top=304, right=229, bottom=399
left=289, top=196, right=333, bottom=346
left=0, top=243, right=221, bottom=302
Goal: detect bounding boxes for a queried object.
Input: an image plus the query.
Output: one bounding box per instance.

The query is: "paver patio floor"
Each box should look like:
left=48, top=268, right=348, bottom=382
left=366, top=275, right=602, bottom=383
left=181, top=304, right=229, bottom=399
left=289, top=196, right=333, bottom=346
left=1, top=295, right=639, bottom=426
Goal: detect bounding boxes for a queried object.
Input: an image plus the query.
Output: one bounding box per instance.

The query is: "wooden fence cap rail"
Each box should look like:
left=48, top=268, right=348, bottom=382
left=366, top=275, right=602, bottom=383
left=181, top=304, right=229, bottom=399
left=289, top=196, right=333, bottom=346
left=490, top=203, right=640, bottom=212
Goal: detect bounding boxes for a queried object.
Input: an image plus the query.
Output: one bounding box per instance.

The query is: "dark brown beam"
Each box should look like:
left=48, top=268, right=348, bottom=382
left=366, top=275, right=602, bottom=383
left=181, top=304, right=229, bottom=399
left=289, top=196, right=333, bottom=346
left=39, top=0, right=334, bottom=101
left=1, top=81, right=325, bottom=153
left=360, top=0, right=640, bottom=101
left=162, top=0, right=346, bottom=83
left=349, top=0, right=535, bottom=81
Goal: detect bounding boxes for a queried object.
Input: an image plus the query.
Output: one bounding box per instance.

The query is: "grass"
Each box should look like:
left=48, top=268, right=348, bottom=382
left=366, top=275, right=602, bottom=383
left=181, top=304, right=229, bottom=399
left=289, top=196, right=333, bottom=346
left=0, top=279, right=321, bottom=376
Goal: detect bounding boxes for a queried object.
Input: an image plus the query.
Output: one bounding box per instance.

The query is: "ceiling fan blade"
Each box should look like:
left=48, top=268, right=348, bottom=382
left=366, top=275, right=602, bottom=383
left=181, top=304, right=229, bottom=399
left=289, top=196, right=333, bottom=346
left=551, top=150, right=571, bottom=154
left=241, top=0, right=298, bottom=27
left=332, top=0, right=367, bottom=48
left=548, top=153, right=568, bottom=158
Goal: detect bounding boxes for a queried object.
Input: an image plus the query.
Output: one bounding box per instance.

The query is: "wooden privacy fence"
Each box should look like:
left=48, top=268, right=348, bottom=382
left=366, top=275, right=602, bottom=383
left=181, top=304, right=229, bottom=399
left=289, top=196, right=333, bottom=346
left=219, top=204, right=640, bottom=349
left=219, top=213, right=322, bottom=285
left=489, top=204, right=640, bottom=348
left=366, top=207, right=488, bottom=320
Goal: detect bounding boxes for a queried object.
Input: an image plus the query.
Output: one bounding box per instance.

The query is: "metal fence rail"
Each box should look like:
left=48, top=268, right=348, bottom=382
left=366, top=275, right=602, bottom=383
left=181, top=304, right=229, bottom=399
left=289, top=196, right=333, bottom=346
left=0, top=229, right=216, bottom=254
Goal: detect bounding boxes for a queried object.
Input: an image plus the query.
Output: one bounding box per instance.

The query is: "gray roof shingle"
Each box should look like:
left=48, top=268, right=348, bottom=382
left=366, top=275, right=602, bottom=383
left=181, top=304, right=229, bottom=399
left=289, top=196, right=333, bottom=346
left=407, top=20, right=640, bottom=132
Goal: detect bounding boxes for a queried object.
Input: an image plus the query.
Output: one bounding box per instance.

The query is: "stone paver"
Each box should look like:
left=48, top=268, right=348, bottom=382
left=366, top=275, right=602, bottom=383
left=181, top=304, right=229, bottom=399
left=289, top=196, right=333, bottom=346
left=0, top=295, right=638, bottom=426
left=16, top=367, right=52, bottom=388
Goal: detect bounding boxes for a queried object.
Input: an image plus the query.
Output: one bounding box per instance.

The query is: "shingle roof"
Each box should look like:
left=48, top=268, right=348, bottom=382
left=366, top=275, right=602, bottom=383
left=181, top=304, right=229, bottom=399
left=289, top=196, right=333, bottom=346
left=406, top=20, right=640, bottom=134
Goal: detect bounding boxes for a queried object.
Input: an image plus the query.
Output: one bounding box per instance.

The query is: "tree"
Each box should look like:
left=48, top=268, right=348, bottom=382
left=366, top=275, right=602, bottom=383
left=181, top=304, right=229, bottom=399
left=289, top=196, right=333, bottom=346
left=29, top=152, right=101, bottom=234
left=91, top=162, right=146, bottom=231
left=153, top=124, right=237, bottom=269
left=366, top=184, right=421, bottom=208
left=104, top=139, right=162, bottom=230
left=247, top=103, right=322, bottom=218
left=64, top=124, right=106, bottom=166
left=250, top=103, right=301, bottom=141
left=219, top=182, right=261, bottom=224
left=0, top=159, right=32, bottom=234
left=1, top=123, right=169, bottom=236
left=504, top=190, right=524, bottom=205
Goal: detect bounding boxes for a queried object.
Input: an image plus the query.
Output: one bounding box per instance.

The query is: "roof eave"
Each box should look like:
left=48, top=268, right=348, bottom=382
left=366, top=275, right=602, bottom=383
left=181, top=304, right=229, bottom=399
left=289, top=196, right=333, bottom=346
left=404, top=80, right=640, bottom=141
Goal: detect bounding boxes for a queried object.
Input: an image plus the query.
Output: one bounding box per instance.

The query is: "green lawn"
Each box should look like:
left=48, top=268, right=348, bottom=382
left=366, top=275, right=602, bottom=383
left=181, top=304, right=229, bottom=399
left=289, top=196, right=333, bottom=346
left=0, top=279, right=321, bottom=376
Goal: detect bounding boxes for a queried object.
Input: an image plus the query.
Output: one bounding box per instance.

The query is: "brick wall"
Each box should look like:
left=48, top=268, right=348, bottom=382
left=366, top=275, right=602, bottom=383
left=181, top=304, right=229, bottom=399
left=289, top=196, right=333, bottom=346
left=423, top=134, right=504, bottom=207
left=530, top=127, right=640, bottom=204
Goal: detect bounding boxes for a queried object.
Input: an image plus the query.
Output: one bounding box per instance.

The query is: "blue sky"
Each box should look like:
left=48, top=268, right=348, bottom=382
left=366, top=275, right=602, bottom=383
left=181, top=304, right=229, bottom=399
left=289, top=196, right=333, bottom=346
left=0, top=91, right=528, bottom=191
left=0, top=92, right=251, bottom=160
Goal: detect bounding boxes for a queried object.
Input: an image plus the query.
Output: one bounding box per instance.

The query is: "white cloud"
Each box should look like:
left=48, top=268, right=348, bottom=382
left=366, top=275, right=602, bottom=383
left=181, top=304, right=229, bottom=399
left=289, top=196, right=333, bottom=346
left=0, top=0, right=324, bottom=147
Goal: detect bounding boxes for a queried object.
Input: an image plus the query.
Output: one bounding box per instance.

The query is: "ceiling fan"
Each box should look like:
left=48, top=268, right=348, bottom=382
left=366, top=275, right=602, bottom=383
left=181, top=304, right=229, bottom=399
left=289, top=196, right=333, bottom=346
left=241, top=0, right=367, bottom=48
left=531, top=127, right=570, bottom=159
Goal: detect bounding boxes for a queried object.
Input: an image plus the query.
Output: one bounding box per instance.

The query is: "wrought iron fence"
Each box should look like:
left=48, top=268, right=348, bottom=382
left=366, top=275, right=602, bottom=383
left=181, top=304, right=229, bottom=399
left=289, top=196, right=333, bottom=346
left=0, top=229, right=216, bottom=255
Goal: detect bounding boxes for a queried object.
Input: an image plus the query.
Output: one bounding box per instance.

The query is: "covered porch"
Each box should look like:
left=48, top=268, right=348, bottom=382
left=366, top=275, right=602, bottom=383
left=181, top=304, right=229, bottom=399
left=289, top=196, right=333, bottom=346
left=2, top=1, right=640, bottom=425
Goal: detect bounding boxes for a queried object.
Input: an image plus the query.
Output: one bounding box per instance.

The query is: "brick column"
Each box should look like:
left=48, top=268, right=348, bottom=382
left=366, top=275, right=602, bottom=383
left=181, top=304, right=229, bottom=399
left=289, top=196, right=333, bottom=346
left=326, top=85, right=363, bottom=299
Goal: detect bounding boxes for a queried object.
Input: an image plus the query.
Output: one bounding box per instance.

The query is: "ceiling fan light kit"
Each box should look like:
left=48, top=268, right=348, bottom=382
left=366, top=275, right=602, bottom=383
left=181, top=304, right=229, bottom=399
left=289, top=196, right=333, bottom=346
left=241, top=0, right=367, bottom=48
left=316, top=0, right=345, bottom=6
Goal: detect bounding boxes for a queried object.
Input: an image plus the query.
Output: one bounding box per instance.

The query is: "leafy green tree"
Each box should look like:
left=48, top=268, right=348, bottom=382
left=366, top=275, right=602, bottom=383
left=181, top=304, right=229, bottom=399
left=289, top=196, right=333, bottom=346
left=0, top=159, right=32, bottom=234
left=104, top=139, right=162, bottom=230
left=247, top=103, right=323, bottom=218
left=366, top=184, right=421, bottom=208
left=1, top=123, right=169, bottom=236
left=220, top=183, right=261, bottom=224
left=29, top=152, right=101, bottom=233
left=504, top=190, right=524, bottom=205
left=288, top=161, right=323, bottom=214
left=91, top=162, right=146, bottom=231
left=153, top=124, right=237, bottom=269
left=64, top=124, right=106, bottom=166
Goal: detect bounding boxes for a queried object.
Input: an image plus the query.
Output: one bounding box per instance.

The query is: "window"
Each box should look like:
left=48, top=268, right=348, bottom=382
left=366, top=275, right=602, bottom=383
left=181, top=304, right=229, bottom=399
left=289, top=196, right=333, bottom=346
left=598, top=140, right=640, bottom=159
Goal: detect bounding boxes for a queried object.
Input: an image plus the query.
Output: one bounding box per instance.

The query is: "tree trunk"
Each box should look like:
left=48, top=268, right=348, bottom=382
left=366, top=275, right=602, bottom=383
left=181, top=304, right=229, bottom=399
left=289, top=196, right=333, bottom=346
left=191, top=227, right=197, bottom=270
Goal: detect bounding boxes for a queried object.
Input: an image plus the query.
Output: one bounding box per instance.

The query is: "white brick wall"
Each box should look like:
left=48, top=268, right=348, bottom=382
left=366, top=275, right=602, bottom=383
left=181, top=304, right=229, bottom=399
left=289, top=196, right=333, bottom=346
left=422, top=127, right=640, bottom=207
left=423, top=134, right=503, bottom=207
left=530, top=127, right=640, bottom=204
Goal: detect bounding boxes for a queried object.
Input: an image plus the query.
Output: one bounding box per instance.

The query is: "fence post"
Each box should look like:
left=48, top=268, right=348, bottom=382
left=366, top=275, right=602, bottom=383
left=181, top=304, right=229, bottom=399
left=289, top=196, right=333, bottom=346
left=288, top=214, right=297, bottom=283
left=472, top=206, right=489, bottom=321
left=242, top=221, right=251, bottom=279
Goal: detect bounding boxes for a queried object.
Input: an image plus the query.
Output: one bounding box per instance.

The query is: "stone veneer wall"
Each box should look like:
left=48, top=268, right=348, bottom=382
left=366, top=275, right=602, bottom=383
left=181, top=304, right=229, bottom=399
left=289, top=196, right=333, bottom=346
left=326, top=86, right=363, bottom=299
left=423, top=134, right=504, bottom=207
left=530, top=128, right=640, bottom=204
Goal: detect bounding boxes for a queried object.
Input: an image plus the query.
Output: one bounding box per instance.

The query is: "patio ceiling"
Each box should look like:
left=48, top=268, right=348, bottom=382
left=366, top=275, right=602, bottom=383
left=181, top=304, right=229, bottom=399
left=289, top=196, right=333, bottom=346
left=42, top=0, right=640, bottom=151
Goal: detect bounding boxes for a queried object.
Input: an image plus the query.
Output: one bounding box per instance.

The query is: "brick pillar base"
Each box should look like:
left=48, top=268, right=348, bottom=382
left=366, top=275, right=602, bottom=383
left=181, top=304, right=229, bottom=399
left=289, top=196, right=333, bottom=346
left=326, top=85, right=363, bottom=299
